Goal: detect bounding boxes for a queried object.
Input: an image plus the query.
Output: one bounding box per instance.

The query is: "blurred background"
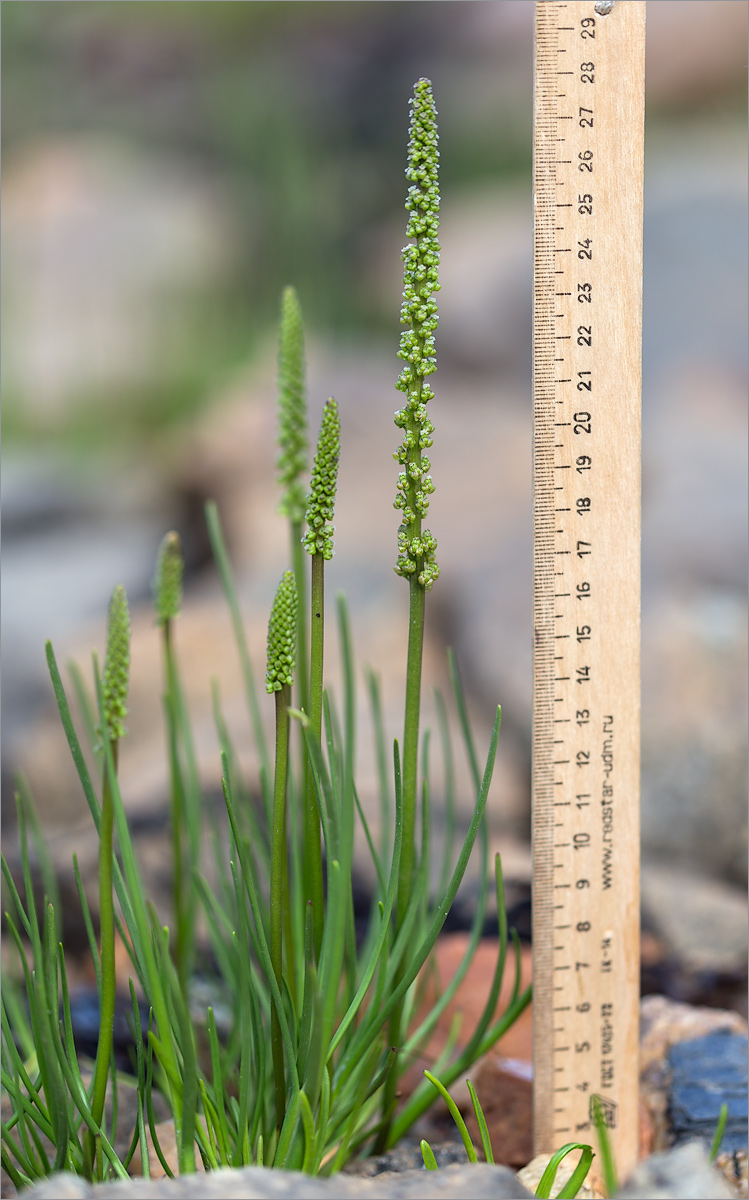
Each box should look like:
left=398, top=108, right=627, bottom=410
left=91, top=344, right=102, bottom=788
left=2, top=2, right=747, bottom=1001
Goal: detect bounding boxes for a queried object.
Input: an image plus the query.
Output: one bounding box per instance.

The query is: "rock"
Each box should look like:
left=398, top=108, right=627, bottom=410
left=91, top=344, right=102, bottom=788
left=615, top=1140, right=735, bottom=1199
left=15, top=1162, right=534, bottom=1199
left=343, top=1142, right=468, bottom=1177
left=639, top=995, right=747, bottom=1154
left=641, top=862, right=748, bottom=978
left=2, top=138, right=237, bottom=423
left=715, top=1150, right=748, bottom=1200
left=668, top=1032, right=748, bottom=1155
left=461, top=1058, right=533, bottom=1170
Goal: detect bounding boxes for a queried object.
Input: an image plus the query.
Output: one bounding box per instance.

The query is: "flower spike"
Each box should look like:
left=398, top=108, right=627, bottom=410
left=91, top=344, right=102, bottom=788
left=265, top=570, right=298, bottom=694
left=101, top=584, right=131, bottom=742
left=276, top=286, right=308, bottom=523
left=303, top=398, right=341, bottom=560
left=153, top=531, right=184, bottom=627
left=393, top=77, right=440, bottom=591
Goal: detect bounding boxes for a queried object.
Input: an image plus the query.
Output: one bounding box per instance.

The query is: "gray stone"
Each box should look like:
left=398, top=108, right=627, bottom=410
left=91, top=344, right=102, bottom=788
left=669, top=1032, right=748, bottom=1155
left=641, top=865, right=749, bottom=977
left=16, top=1163, right=534, bottom=1200
left=615, top=1140, right=735, bottom=1199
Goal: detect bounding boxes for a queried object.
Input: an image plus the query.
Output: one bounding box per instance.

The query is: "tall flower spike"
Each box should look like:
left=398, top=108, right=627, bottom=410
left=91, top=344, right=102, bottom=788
left=153, top=531, right=184, bottom=627
left=266, top=570, right=298, bottom=694
left=276, top=286, right=308, bottom=523
left=303, top=398, right=341, bottom=560
left=393, top=77, right=440, bottom=591
left=101, top=584, right=131, bottom=742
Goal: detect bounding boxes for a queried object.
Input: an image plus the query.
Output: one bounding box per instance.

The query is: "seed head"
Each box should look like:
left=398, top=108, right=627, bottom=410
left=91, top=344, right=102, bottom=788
left=266, top=570, right=298, bottom=694
left=393, top=78, right=440, bottom=590
left=276, top=286, right=308, bottom=523
left=153, top=531, right=184, bottom=627
left=101, top=585, right=131, bottom=742
left=303, top=398, right=341, bottom=560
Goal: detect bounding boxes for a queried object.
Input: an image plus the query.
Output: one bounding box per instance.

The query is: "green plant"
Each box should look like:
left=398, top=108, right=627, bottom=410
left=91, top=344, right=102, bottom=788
left=1, top=77, right=532, bottom=1186
left=420, top=1075, right=594, bottom=1199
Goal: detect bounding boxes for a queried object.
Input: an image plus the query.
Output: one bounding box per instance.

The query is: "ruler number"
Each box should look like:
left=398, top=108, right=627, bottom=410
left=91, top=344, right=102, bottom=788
left=578, top=194, right=593, bottom=215
left=573, top=412, right=591, bottom=434
left=580, top=17, right=596, bottom=39
left=576, top=497, right=590, bottom=515
left=577, top=370, right=591, bottom=390
left=580, top=62, right=595, bottom=84
left=576, top=455, right=591, bottom=473
left=576, top=581, right=590, bottom=598
left=576, top=540, right=591, bottom=557
left=577, top=325, right=591, bottom=346
left=576, top=625, right=591, bottom=642
left=576, top=710, right=589, bottom=726
left=577, top=239, right=592, bottom=260
left=578, top=151, right=593, bottom=174
left=577, top=282, right=592, bottom=302
left=579, top=107, right=594, bottom=128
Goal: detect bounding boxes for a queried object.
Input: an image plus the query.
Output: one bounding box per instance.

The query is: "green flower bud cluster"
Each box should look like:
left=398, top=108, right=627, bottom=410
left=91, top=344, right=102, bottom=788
left=265, top=570, right=298, bottom=694
left=303, top=398, right=341, bottom=560
left=101, top=584, right=131, bottom=742
left=276, top=286, right=308, bottom=524
left=393, top=78, right=440, bottom=591
left=153, top=531, right=184, bottom=627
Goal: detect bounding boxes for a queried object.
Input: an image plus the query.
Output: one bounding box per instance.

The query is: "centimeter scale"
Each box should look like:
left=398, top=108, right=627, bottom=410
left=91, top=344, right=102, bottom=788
left=531, top=0, right=645, bottom=1181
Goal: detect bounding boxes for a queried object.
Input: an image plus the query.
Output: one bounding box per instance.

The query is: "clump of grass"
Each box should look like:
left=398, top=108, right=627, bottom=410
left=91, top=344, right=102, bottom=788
left=1, top=78, right=533, bottom=1185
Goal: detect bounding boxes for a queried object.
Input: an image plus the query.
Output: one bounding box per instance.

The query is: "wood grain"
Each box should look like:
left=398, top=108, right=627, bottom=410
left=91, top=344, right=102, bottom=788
left=532, top=0, right=645, bottom=1182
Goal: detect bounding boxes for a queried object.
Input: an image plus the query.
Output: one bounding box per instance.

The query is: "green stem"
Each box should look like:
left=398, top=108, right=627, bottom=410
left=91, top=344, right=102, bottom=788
left=397, top=575, right=426, bottom=925
left=84, top=743, right=118, bottom=1179
left=270, top=684, right=291, bottom=1128
left=305, top=552, right=326, bottom=958
left=377, top=576, right=426, bottom=1151
left=163, top=621, right=188, bottom=993
left=291, top=521, right=309, bottom=717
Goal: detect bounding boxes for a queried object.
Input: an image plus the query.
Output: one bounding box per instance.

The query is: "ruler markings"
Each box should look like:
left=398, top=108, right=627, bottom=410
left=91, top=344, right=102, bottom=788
left=532, top=0, right=644, bottom=1181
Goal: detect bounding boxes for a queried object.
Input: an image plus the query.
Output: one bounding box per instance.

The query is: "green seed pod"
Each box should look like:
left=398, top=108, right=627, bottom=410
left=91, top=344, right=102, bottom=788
left=303, top=397, right=341, bottom=560
left=101, top=584, right=131, bottom=742
left=265, top=570, right=298, bottom=694
left=276, top=286, right=308, bottom=523
left=153, top=531, right=184, bottom=627
left=393, top=78, right=440, bottom=591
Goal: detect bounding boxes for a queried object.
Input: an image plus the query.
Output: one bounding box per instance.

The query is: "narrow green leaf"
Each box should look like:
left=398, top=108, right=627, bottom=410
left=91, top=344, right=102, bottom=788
left=423, top=1071, right=477, bottom=1163
left=467, top=1080, right=494, bottom=1164
left=535, top=1142, right=594, bottom=1199
left=420, top=1139, right=438, bottom=1170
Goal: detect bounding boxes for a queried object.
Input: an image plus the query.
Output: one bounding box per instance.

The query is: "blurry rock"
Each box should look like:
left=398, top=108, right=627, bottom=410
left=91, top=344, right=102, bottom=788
left=641, top=864, right=748, bottom=978
left=715, top=1150, right=748, bottom=1200
left=615, top=1140, right=735, bottom=1199
left=639, top=995, right=747, bottom=1153
left=16, top=1163, right=535, bottom=1199
left=668, top=1032, right=748, bottom=1155
left=463, top=1058, right=533, bottom=1170
left=2, top=138, right=239, bottom=424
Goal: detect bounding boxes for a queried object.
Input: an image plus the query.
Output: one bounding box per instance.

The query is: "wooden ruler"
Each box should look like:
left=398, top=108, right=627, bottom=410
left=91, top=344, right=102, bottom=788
left=532, top=0, right=645, bottom=1182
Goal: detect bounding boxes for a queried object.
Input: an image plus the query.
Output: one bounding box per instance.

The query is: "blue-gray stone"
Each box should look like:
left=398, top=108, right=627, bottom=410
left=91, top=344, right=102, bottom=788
left=668, top=1031, right=748, bottom=1155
